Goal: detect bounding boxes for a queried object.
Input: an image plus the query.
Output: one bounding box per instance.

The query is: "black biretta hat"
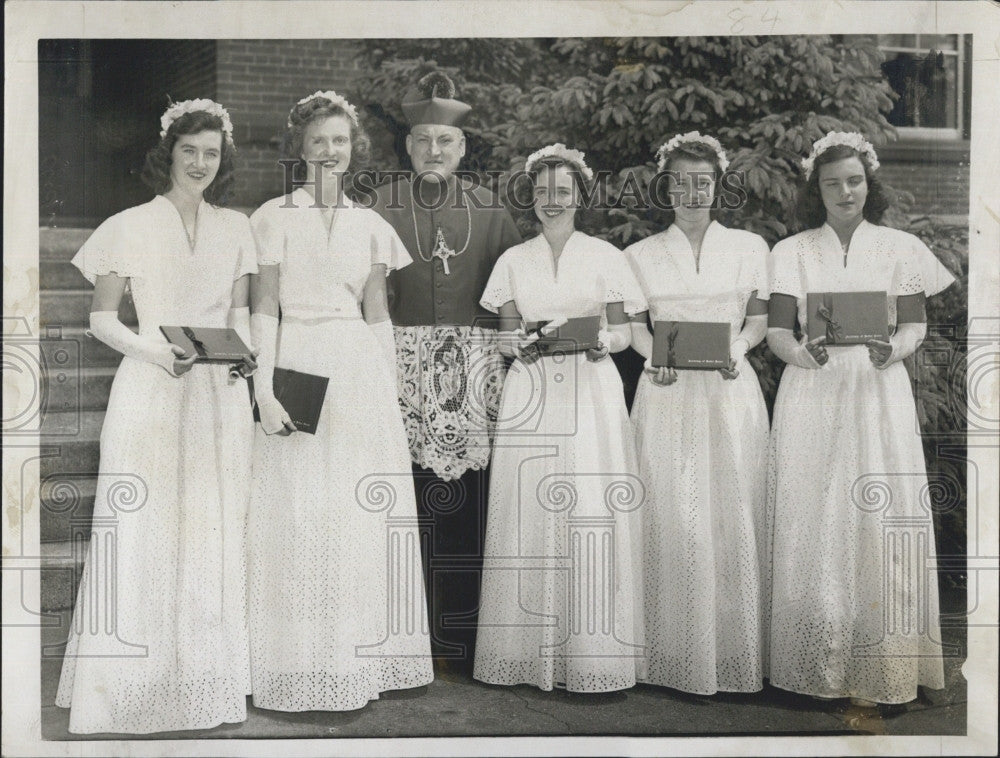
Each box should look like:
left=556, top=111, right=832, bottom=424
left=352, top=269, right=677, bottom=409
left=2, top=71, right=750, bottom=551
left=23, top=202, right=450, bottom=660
left=401, top=71, right=471, bottom=128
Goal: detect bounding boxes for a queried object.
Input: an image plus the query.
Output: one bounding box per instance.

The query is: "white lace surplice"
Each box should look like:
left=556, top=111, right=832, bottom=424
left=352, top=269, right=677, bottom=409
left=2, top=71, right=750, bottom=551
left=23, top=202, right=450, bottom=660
left=766, top=220, right=953, bottom=703
left=247, top=189, right=433, bottom=712
left=393, top=324, right=506, bottom=481
left=473, top=232, right=647, bottom=692
left=57, top=196, right=258, bottom=734
left=624, top=221, right=770, bottom=694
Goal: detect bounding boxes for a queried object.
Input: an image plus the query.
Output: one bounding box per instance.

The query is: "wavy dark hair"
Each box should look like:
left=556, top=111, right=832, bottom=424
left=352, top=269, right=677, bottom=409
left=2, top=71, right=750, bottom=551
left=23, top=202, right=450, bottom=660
left=795, top=143, right=890, bottom=229
left=648, top=140, right=727, bottom=227
left=284, top=97, right=372, bottom=183
left=141, top=110, right=235, bottom=206
left=521, top=156, right=595, bottom=228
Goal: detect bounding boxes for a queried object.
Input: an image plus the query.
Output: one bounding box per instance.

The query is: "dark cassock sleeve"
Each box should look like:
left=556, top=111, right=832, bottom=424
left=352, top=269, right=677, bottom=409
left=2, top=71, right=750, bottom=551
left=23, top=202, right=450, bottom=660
left=490, top=206, right=522, bottom=266
left=371, top=183, right=407, bottom=316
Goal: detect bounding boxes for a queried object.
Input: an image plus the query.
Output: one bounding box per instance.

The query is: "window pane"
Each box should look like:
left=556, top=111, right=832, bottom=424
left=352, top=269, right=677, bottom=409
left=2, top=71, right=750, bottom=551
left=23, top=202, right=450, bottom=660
left=881, top=50, right=959, bottom=128
left=879, top=34, right=918, bottom=49
left=919, top=34, right=959, bottom=51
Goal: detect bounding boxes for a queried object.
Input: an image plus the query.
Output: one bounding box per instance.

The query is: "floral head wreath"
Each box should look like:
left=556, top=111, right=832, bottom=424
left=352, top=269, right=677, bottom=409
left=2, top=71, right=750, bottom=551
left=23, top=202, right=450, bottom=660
left=801, top=131, right=880, bottom=179
left=159, top=98, right=234, bottom=142
left=524, top=143, right=594, bottom=182
left=287, top=90, right=359, bottom=129
left=655, top=131, right=729, bottom=173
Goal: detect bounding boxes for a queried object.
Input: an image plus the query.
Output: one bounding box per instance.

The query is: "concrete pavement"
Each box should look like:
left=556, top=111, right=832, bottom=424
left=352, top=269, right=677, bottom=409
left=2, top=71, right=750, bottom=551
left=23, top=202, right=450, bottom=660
left=40, top=600, right=967, bottom=742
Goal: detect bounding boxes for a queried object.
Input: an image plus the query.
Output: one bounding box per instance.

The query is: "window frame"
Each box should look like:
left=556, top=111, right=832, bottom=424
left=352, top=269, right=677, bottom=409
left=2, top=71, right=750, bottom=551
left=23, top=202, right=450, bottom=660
left=878, top=34, right=965, bottom=140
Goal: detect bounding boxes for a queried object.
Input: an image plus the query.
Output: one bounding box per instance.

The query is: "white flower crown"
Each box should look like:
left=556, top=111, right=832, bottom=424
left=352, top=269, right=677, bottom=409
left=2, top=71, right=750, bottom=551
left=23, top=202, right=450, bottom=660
left=524, top=143, right=594, bottom=181
left=288, top=90, right=359, bottom=128
left=655, top=131, right=729, bottom=173
left=801, top=131, right=880, bottom=179
left=159, top=99, right=234, bottom=141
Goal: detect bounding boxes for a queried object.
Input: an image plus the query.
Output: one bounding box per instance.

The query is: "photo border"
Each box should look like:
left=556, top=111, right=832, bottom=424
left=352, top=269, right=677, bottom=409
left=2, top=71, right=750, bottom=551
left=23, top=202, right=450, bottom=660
left=4, top=2, right=998, bottom=756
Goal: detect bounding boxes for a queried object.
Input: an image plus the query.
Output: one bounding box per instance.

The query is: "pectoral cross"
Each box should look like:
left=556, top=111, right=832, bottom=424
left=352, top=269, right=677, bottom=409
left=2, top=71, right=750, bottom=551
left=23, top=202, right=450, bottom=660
left=432, top=227, right=456, bottom=275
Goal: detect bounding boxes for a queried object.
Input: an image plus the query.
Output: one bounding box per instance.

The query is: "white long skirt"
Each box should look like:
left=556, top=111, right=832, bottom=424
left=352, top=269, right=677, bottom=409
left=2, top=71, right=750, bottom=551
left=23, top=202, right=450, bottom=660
left=247, top=318, right=433, bottom=712
left=473, top=352, right=643, bottom=692
left=56, top=358, right=253, bottom=734
left=766, top=346, right=946, bottom=703
left=632, top=365, right=768, bottom=694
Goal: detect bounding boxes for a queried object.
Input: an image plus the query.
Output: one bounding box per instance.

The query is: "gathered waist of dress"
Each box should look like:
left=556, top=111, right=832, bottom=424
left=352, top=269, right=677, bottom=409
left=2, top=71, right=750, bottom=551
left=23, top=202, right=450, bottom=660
left=281, top=303, right=363, bottom=324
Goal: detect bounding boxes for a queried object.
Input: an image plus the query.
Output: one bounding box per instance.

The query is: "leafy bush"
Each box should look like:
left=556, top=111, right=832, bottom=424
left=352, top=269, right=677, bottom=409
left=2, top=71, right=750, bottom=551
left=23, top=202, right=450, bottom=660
left=351, top=36, right=906, bottom=243
left=903, top=219, right=968, bottom=584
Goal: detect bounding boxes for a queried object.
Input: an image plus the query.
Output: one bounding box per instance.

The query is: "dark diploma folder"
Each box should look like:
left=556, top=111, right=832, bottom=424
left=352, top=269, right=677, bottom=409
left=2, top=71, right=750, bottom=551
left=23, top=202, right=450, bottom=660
left=806, top=291, right=889, bottom=345
left=651, top=321, right=731, bottom=369
left=525, top=315, right=602, bottom=354
left=268, top=367, right=329, bottom=435
left=159, top=326, right=251, bottom=362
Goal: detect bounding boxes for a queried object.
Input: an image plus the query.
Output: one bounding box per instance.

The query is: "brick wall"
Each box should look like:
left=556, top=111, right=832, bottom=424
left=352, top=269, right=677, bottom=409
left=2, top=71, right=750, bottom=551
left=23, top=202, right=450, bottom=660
left=879, top=141, right=970, bottom=216
left=216, top=39, right=362, bottom=208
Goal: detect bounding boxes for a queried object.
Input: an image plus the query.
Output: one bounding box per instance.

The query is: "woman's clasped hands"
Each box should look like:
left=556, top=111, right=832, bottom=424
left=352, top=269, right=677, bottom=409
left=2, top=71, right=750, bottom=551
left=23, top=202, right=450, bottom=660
left=643, top=358, right=678, bottom=386
left=865, top=338, right=893, bottom=369
left=168, top=345, right=198, bottom=377
left=803, top=335, right=829, bottom=367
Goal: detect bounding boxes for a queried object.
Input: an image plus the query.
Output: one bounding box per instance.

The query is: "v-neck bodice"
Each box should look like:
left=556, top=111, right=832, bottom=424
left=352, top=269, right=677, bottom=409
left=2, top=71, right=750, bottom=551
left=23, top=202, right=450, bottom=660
left=250, top=189, right=412, bottom=321
left=480, top=232, right=645, bottom=321
left=664, top=221, right=713, bottom=274
left=71, top=196, right=259, bottom=336
left=770, top=219, right=956, bottom=331
left=162, top=195, right=208, bottom=253
left=624, top=222, right=770, bottom=331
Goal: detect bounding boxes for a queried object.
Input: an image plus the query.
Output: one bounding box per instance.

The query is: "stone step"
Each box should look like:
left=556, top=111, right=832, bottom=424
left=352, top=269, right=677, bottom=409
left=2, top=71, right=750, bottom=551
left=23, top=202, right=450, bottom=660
left=40, top=477, right=97, bottom=544
left=40, top=540, right=86, bottom=613
left=40, top=325, right=124, bottom=370
left=39, top=227, right=94, bottom=262
left=44, top=365, right=117, bottom=414
left=40, top=289, right=137, bottom=330
left=39, top=409, right=104, bottom=479
left=40, top=258, right=90, bottom=290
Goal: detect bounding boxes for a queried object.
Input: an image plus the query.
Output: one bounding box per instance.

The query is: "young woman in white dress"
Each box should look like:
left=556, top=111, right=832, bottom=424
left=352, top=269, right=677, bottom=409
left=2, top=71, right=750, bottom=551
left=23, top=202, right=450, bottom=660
left=56, top=100, right=257, bottom=734
left=473, top=144, right=646, bottom=693
left=624, top=132, right=770, bottom=695
left=246, top=90, right=433, bottom=712
left=766, top=132, right=952, bottom=706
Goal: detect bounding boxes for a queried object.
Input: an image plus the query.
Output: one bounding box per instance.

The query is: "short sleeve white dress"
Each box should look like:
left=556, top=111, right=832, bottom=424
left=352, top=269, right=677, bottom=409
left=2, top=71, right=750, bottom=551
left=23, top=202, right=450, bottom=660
left=247, top=189, right=433, bottom=712
left=624, top=221, right=770, bottom=695
left=766, top=220, right=952, bottom=703
left=56, top=196, right=258, bottom=734
left=473, top=231, right=647, bottom=692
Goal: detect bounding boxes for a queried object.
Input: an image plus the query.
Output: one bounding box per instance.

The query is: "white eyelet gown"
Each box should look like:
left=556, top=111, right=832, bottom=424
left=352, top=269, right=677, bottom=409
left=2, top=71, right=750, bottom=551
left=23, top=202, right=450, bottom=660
left=624, top=222, right=770, bottom=695
left=56, top=196, right=257, bottom=734
left=247, top=190, right=433, bottom=712
left=473, top=232, right=647, bottom=693
left=766, top=220, right=952, bottom=703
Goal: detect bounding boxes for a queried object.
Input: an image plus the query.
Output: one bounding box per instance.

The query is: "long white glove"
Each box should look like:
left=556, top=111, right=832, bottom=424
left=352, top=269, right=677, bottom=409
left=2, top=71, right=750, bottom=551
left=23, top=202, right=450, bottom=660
left=89, top=311, right=180, bottom=376
left=369, top=319, right=398, bottom=376
left=599, top=323, right=631, bottom=353
left=228, top=306, right=251, bottom=348
left=630, top=320, right=655, bottom=370
left=869, top=321, right=926, bottom=370
left=766, top=327, right=823, bottom=369
left=226, top=305, right=256, bottom=379
left=250, top=312, right=293, bottom=434
left=730, top=314, right=768, bottom=366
